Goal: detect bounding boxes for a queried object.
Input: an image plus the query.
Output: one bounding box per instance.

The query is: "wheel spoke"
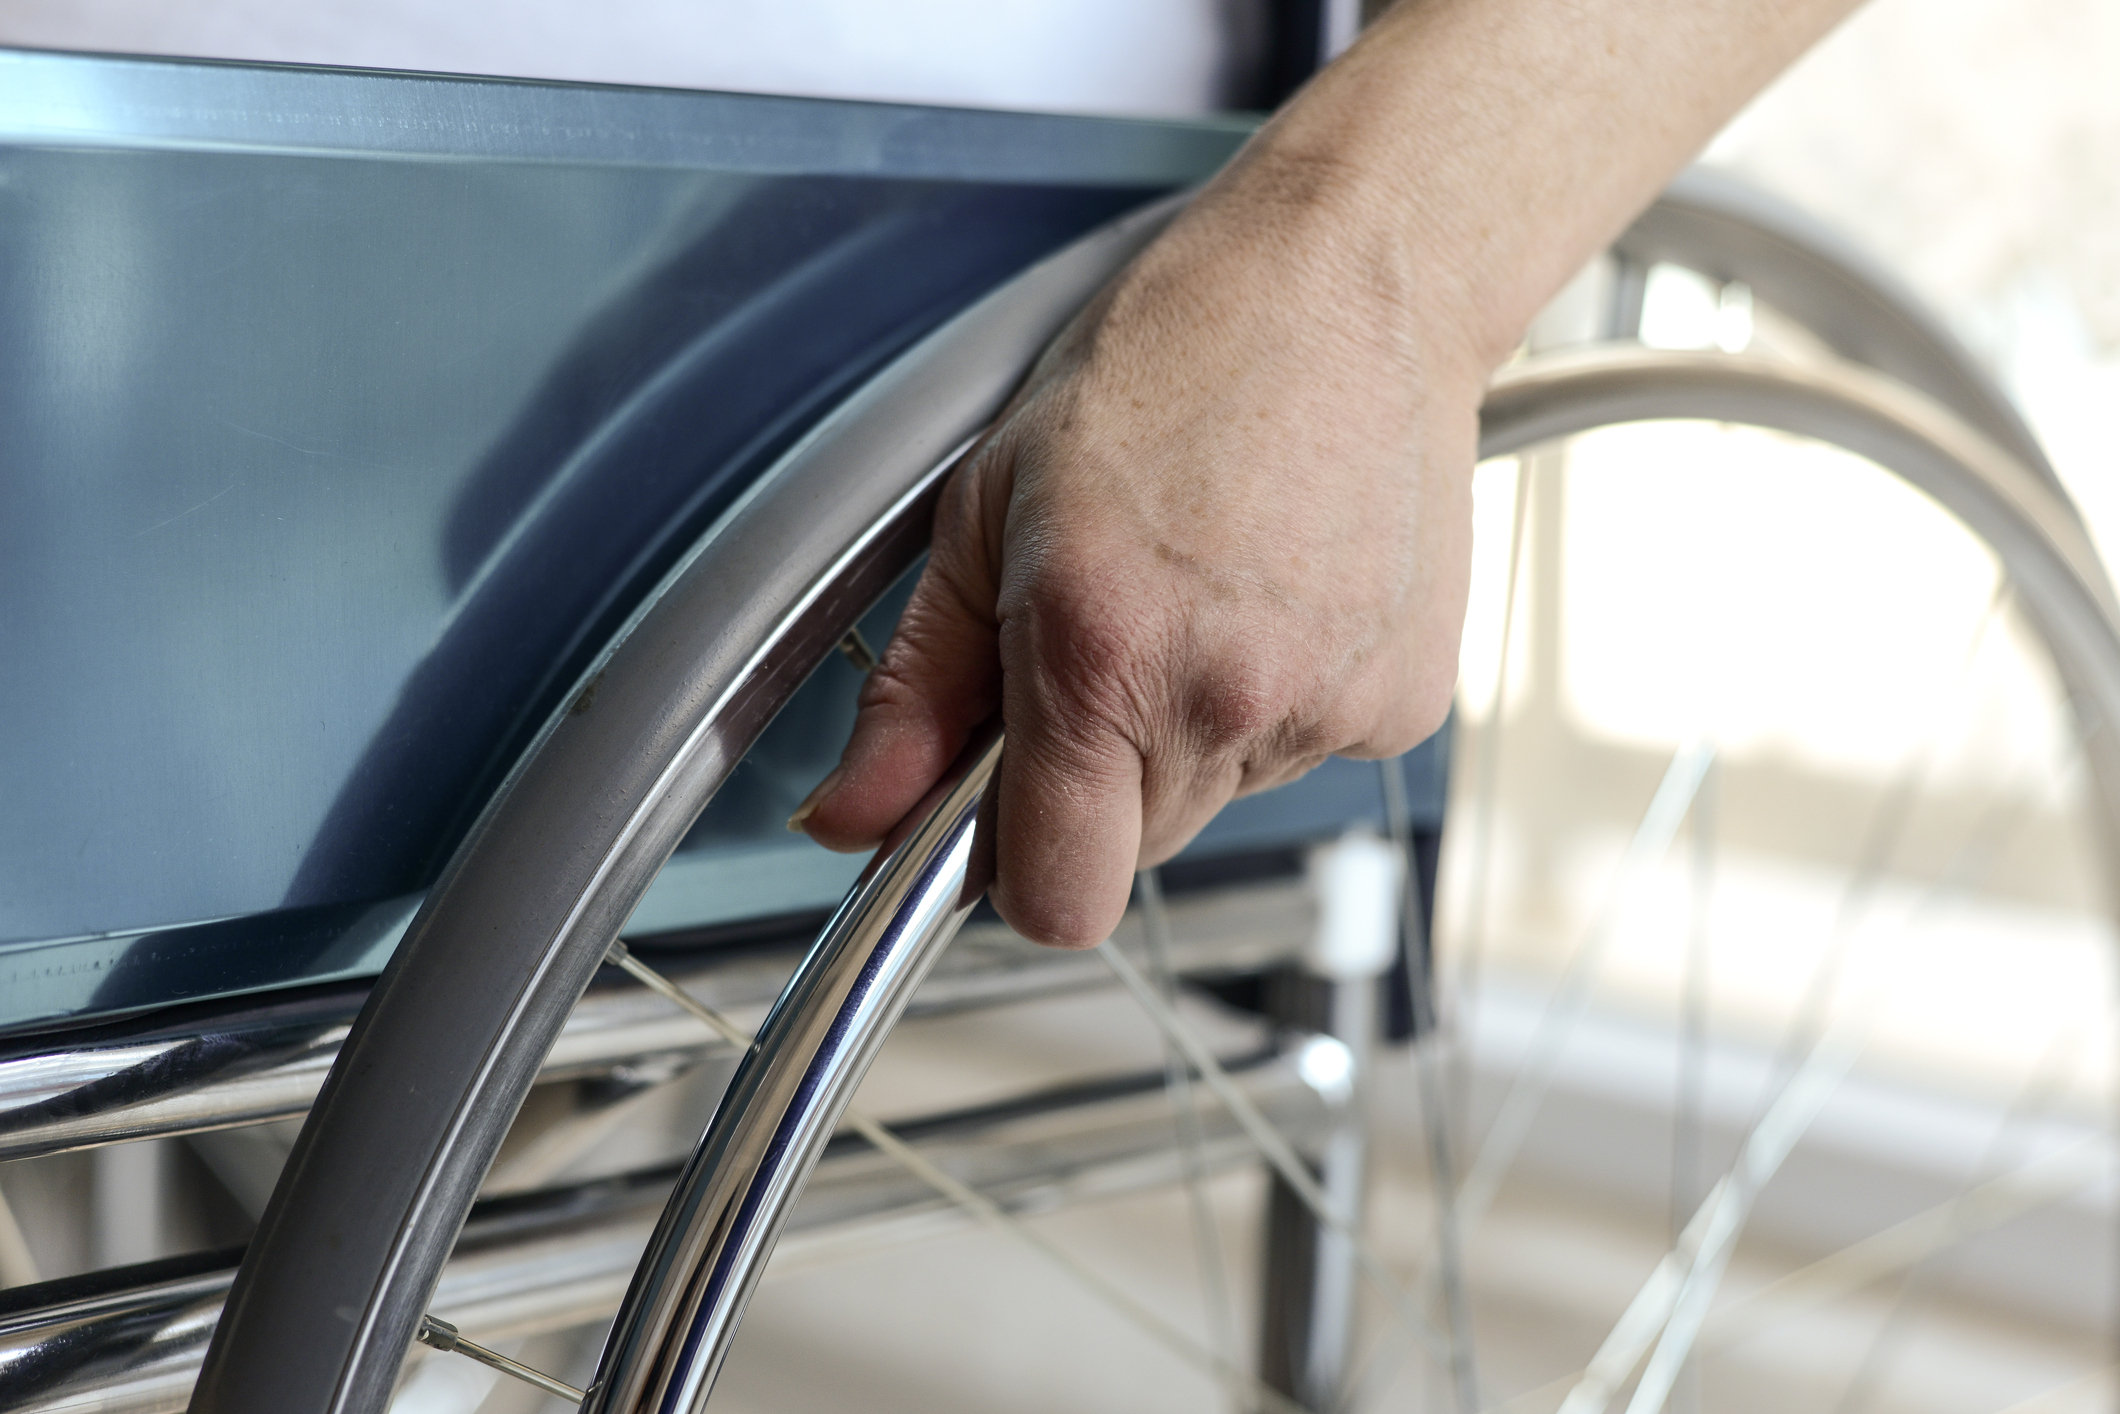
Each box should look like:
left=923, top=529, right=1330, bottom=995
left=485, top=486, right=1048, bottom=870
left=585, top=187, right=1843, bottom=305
left=1669, top=756, right=1716, bottom=1414
left=1990, top=1368, right=2116, bottom=1414
left=1827, top=897, right=2097, bottom=1408
left=1673, top=758, right=1715, bottom=1247
left=605, top=941, right=755, bottom=1050
left=838, top=1108, right=1309, bottom=1414
left=1375, top=411, right=2103, bottom=1414
left=1477, top=1126, right=2107, bottom=1414
left=1451, top=456, right=1533, bottom=1114
left=1337, top=740, right=1716, bottom=1414
left=1561, top=1018, right=1867, bottom=1414
left=1383, top=754, right=1483, bottom=1414
left=1552, top=581, right=2019, bottom=1414
left=416, top=1315, right=587, bottom=1404
left=1098, top=940, right=1452, bottom=1364
left=606, top=941, right=1308, bottom=1414
left=1746, top=585, right=2010, bottom=1130
left=1456, top=737, right=1718, bottom=1230
left=1626, top=1043, right=1863, bottom=1414
left=1702, top=1025, right=2098, bottom=1358
left=1548, top=677, right=2093, bottom=1412
left=1136, top=867, right=1244, bottom=1388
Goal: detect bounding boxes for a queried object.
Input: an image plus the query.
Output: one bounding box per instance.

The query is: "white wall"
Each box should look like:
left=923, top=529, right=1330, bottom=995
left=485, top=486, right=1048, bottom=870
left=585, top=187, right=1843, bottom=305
left=0, top=0, right=1255, bottom=117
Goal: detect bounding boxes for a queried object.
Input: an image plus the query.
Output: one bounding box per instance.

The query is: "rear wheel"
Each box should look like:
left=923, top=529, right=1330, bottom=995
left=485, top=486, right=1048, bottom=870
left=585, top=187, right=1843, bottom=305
left=166, top=192, right=2120, bottom=1414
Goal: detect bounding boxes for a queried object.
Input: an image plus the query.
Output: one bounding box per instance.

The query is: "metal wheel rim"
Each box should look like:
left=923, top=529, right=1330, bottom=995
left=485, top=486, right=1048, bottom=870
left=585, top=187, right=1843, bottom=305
left=190, top=232, right=2120, bottom=1414
left=581, top=345, right=2120, bottom=1410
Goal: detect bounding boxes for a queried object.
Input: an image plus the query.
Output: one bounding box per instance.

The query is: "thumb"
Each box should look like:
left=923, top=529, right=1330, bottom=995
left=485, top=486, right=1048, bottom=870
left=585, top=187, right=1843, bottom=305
left=793, top=477, right=1004, bottom=852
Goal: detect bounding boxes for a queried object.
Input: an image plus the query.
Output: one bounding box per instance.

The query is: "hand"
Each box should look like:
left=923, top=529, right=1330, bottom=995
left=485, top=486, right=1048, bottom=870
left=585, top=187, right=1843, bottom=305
left=790, top=152, right=1480, bottom=946
left=788, top=0, right=1860, bottom=947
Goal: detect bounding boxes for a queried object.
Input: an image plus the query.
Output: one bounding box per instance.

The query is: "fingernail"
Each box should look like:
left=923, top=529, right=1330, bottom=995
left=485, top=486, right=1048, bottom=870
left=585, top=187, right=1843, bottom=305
left=786, top=767, right=845, bottom=832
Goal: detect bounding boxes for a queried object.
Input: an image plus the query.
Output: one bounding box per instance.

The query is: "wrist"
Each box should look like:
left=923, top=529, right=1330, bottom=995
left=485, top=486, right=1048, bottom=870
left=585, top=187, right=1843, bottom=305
left=1198, top=134, right=1502, bottom=403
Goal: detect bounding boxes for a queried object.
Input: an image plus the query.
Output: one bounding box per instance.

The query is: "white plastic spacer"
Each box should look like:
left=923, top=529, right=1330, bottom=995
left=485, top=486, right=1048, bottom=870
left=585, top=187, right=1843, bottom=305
left=1305, top=826, right=1403, bottom=982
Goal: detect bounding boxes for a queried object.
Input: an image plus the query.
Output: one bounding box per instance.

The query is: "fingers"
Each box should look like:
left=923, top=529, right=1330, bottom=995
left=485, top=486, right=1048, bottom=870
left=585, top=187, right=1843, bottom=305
left=987, top=598, right=1258, bottom=947
left=988, top=675, right=1147, bottom=950
left=793, top=558, right=1002, bottom=854
left=786, top=296, right=1469, bottom=947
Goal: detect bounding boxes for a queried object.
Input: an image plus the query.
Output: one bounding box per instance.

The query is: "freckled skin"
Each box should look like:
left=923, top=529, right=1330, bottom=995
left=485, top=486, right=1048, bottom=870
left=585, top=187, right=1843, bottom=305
left=795, top=0, right=1863, bottom=948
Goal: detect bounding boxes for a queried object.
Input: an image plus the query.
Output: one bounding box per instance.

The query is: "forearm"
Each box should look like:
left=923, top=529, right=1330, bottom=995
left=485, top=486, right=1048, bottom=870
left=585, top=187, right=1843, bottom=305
left=1193, top=0, right=1863, bottom=383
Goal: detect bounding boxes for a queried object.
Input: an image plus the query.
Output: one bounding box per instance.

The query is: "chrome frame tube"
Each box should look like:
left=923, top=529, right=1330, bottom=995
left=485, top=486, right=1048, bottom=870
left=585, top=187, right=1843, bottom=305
left=3, top=1038, right=1332, bottom=1414
left=0, top=879, right=1315, bottom=1165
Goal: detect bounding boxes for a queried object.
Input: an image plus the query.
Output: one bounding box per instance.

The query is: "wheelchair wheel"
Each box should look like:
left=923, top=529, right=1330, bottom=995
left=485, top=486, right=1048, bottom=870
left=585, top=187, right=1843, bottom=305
left=167, top=242, right=2120, bottom=1414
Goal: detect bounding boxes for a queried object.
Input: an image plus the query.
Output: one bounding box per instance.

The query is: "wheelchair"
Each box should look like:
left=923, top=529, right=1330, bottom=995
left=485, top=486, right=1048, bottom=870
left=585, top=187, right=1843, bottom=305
left=3, top=46, right=2115, bottom=1414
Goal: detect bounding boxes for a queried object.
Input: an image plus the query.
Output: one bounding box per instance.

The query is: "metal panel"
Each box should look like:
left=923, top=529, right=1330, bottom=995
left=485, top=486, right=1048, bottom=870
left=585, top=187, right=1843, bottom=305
left=0, top=49, right=1254, bottom=1031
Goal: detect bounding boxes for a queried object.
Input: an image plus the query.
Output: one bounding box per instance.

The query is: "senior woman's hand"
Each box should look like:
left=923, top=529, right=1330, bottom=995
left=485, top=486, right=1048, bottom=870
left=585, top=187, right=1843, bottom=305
left=792, top=0, right=1861, bottom=946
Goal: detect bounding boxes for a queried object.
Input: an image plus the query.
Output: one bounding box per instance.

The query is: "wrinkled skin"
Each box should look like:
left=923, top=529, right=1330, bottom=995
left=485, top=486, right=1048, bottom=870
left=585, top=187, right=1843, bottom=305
left=793, top=0, right=1863, bottom=947
left=796, top=161, right=1479, bottom=946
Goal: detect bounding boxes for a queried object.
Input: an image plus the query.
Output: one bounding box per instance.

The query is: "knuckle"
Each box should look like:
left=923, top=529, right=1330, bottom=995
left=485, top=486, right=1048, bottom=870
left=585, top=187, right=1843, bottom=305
left=853, top=654, right=925, bottom=715
left=1185, top=655, right=1321, bottom=766
left=1004, top=577, right=1166, bottom=745
left=1189, top=663, right=1290, bottom=750
left=1046, top=608, right=1143, bottom=702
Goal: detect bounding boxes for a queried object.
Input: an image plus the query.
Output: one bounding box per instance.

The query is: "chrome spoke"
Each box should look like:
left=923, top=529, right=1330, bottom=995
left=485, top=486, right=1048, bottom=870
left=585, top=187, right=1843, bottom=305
left=1715, top=1141, right=2100, bottom=1345
left=1669, top=758, right=1715, bottom=1414
left=1485, top=1134, right=2105, bottom=1414
left=1747, top=584, right=2009, bottom=1129
left=1136, top=867, right=1244, bottom=1388
left=1552, top=666, right=2089, bottom=1413
left=1457, top=737, right=1718, bottom=1230
left=1335, top=741, right=1716, bottom=1414
left=417, top=1315, right=587, bottom=1405
left=1673, top=759, right=1715, bottom=1245
left=1098, top=939, right=1452, bottom=1364
left=1596, top=583, right=2016, bottom=1412
left=1991, top=1368, right=2115, bottom=1414
left=1382, top=754, right=1482, bottom=1414
left=1626, top=1040, right=1865, bottom=1414
left=837, top=1108, right=1310, bottom=1414
left=606, top=941, right=1307, bottom=1414
left=1452, top=456, right=1533, bottom=1116
left=1727, top=743, right=2106, bottom=1325
left=605, top=941, right=755, bottom=1050
left=1703, top=1025, right=2098, bottom=1359
left=1560, top=1018, right=1868, bottom=1414
left=1828, top=943, right=2095, bottom=1408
